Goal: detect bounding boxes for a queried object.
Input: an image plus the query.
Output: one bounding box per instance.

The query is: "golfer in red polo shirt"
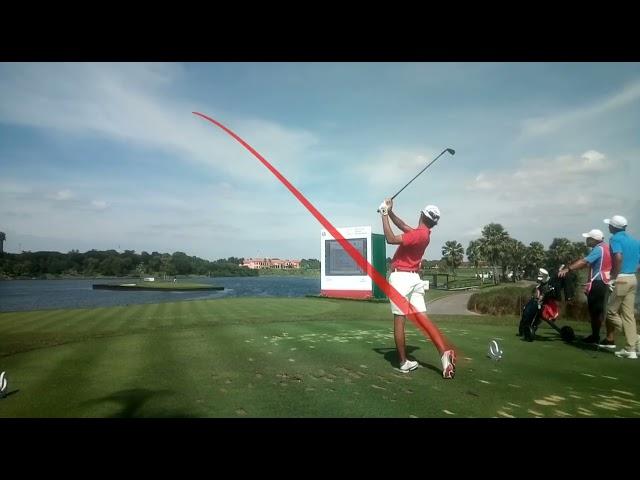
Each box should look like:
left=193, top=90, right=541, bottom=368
left=379, top=198, right=455, bottom=378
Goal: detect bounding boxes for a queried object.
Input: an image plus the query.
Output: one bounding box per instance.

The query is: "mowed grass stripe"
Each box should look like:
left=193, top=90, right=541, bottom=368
left=0, top=343, right=78, bottom=417
left=160, top=301, right=183, bottom=329
left=187, top=298, right=211, bottom=321
left=70, top=306, right=128, bottom=335
left=0, top=309, right=63, bottom=334
left=138, top=302, right=164, bottom=331
left=0, top=308, right=102, bottom=356
left=73, top=332, right=169, bottom=418
left=118, top=330, right=203, bottom=418
left=0, top=333, right=115, bottom=417
left=3, top=309, right=73, bottom=335
left=108, top=303, right=147, bottom=333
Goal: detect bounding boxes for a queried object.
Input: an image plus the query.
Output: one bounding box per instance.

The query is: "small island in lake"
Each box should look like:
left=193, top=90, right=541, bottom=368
left=93, top=278, right=223, bottom=292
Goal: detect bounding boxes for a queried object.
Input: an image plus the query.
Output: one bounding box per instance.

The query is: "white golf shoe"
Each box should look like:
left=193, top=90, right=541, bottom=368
left=399, top=359, right=418, bottom=373
left=615, top=349, right=638, bottom=359
left=441, top=350, right=456, bottom=379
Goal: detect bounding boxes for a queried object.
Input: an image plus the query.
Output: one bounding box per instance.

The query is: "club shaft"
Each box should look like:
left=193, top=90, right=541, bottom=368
left=391, top=149, right=449, bottom=200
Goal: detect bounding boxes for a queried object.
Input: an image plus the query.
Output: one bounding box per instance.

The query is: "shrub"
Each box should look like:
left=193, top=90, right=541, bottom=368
left=467, top=285, right=639, bottom=322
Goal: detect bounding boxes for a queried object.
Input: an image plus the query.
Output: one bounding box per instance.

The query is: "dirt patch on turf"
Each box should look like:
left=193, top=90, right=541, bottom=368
left=266, top=329, right=393, bottom=347
left=276, top=372, right=304, bottom=386
left=523, top=391, right=640, bottom=417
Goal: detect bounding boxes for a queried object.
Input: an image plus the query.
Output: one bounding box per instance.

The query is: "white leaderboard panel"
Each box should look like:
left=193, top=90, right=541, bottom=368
left=320, top=226, right=373, bottom=299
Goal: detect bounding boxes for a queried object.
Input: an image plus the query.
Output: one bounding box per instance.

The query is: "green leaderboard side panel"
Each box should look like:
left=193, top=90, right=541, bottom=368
left=371, top=233, right=387, bottom=299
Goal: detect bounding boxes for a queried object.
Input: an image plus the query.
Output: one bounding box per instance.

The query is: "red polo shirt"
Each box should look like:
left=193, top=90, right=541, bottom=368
left=390, top=225, right=431, bottom=271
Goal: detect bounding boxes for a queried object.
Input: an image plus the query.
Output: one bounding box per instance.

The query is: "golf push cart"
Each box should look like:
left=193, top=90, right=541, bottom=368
left=518, top=268, right=576, bottom=343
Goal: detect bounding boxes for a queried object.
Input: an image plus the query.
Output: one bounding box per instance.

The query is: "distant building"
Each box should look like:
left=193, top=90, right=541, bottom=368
left=241, top=258, right=301, bottom=270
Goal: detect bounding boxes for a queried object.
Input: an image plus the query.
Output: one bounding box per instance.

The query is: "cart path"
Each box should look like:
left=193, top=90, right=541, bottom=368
left=428, top=291, right=482, bottom=315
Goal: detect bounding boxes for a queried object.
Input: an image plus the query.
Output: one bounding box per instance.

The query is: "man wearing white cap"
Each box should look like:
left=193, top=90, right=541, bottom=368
left=379, top=198, right=455, bottom=379
left=598, top=215, right=640, bottom=358
left=559, top=229, right=611, bottom=344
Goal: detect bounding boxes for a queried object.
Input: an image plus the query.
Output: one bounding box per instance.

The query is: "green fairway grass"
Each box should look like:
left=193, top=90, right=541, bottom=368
left=1, top=297, right=639, bottom=418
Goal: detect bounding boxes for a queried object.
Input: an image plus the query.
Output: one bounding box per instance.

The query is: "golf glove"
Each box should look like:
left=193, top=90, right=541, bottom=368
left=378, top=201, right=389, bottom=216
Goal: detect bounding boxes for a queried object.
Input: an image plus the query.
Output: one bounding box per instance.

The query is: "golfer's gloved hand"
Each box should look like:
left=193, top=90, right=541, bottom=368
left=608, top=279, right=616, bottom=293
left=378, top=200, right=389, bottom=216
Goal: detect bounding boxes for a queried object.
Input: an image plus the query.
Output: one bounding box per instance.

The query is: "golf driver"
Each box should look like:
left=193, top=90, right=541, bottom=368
left=377, top=148, right=455, bottom=212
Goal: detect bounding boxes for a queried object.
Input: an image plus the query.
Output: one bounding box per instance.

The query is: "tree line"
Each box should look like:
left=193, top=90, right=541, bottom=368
left=0, top=247, right=323, bottom=279
left=0, top=250, right=257, bottom=278
left=439, top=223, right=589, bottom=282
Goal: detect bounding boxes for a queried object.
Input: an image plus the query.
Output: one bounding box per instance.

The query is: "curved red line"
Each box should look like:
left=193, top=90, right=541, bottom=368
left=193, top=111, right=452, bottom=354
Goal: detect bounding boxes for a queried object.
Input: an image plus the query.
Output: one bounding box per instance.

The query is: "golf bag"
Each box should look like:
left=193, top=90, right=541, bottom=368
left=518, top=274, right=575, bottom=342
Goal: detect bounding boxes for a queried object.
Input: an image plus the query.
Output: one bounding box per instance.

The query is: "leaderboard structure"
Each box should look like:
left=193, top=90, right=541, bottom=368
left=320, top=226, right=386, bottom=300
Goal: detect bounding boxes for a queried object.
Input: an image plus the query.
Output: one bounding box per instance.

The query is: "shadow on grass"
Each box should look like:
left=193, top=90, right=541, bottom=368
left=372, top=346, right=442, bottom=374
left=0, top=389, right=20, bottom=399
left=79, top=388, right=195, bottom=418
left=520, top=330, right=602, bottom=358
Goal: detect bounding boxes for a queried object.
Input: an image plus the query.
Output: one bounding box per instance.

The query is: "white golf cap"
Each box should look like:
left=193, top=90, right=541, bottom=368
left=422, top=205, right=441, bottom=222
left=604, top=215, right=628, bottom=229
left=537, top=268, right=549, bottom=282
left=582, top=229, right=604, bottom=241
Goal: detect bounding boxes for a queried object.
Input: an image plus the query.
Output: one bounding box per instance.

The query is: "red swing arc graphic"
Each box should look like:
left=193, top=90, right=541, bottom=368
left=193, top=111, right=453, bottom=355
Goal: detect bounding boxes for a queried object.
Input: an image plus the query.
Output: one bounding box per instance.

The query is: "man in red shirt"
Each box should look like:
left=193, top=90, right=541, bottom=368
left=379, top=198, right=455, bottom=379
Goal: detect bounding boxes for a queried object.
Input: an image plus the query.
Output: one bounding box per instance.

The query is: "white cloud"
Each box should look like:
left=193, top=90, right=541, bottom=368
left=451, top=149, right=637, bottom=253
left=352, top=147, right=441, bottom=188
left=469, top=150, right=611, bottom=191
left=470, top=173, right=495, bottom=191
left=521, top=79, right=640, bottom=138
left=462, top=227, right=483, bottom=237
left=50, top=189, right=75, bottom=201
left=91, top=200, right=109, bottom=210
left=0, top=63, right=318, bottom=184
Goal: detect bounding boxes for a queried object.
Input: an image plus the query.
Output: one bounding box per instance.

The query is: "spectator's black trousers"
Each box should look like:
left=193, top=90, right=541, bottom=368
left=587, top=279, right=609, bottom=337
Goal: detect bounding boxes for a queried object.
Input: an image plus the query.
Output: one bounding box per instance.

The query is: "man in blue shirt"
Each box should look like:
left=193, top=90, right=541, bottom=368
left=559, top=228, right=611, bottom=344
left=598, top=215, right=640, bottom=358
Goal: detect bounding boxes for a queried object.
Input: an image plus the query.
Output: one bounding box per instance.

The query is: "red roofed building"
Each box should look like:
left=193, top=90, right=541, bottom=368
left=241, top=258, right=301, bottom=269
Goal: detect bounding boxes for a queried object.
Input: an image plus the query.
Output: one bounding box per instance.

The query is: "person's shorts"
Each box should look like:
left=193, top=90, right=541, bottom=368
left=389, top=271, right=427, bottom=316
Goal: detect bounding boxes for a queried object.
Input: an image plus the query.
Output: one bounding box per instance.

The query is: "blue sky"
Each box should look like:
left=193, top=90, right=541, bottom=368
left=1, top=62, right=639, bottom=261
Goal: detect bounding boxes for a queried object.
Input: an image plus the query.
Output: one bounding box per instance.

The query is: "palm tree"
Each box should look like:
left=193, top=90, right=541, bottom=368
left=504, top=238, right=527, bottom=282
left=136, top=262, right=146, bottom=279
left=546, top=238, right=575, bottom=273
left=160, top=254, right=173, bottom=280
left=441, top=240, right=464, bottom=275
left=571, top=241, right=589, bottom=261
left=524, top=241, right=546, bottom=279
left=478, top=223, right=510, bottom=283
left=466, top=239, right=483, bottom=279
left=0, top=231, right=5, bottom=255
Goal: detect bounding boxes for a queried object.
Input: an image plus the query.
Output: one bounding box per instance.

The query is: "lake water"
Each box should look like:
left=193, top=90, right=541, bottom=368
left=1, top=276, right=637, bottom=314
left=0, top=276, right=321, bottom=313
